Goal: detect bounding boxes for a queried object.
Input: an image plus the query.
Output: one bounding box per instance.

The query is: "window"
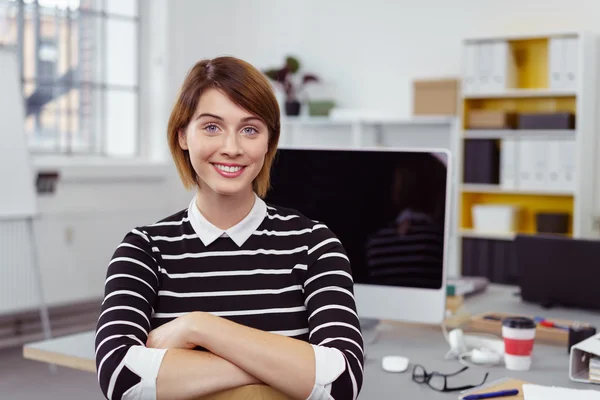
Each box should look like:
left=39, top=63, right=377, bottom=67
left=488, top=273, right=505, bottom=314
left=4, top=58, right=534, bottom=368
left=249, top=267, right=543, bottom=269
left=0, top=0, right=139, bottom=157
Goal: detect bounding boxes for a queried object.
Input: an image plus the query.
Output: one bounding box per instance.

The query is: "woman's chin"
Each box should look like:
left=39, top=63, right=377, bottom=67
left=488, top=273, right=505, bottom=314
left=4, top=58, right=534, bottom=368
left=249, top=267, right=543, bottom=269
left=207, top=183, right=253, bottom=198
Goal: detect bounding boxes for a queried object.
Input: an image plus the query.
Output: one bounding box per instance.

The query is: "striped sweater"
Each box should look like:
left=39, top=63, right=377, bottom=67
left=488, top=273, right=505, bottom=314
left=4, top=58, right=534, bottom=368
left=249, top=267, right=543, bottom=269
left=94, top=195, right=364, bottom=400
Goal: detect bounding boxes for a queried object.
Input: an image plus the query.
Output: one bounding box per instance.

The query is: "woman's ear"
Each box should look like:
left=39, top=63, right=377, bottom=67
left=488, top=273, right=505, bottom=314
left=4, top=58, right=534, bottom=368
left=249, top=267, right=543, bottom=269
left=178, top=128, right=188, bottom=150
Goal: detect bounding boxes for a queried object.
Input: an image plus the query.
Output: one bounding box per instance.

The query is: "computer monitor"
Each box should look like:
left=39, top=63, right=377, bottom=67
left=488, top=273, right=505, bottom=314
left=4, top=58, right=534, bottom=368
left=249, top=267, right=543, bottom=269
left=265, top=146, right=451, bottom=325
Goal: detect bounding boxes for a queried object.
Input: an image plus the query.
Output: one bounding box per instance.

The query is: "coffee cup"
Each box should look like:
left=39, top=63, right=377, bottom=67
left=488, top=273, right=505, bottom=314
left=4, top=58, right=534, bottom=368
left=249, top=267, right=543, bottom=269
left=502, top=316, right=536, bottom=371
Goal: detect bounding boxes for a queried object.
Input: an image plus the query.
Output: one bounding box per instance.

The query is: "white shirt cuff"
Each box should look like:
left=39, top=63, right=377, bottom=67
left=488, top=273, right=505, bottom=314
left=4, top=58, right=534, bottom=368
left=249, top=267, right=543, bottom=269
left=121, top=346, right=168, bottom=400
left=306, top=344, right=346, bottom=400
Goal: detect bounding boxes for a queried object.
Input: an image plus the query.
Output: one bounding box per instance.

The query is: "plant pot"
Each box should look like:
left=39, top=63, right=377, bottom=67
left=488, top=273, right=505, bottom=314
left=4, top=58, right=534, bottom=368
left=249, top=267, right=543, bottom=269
left=308, top=100, right=335, bottom=116
left=284, top=100, right=301, bottom=116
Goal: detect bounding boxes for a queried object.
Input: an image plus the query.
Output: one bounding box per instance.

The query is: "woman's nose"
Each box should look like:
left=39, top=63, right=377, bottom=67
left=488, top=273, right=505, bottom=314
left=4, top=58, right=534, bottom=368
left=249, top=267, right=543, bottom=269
left=220, top=131, right=243, bottom=157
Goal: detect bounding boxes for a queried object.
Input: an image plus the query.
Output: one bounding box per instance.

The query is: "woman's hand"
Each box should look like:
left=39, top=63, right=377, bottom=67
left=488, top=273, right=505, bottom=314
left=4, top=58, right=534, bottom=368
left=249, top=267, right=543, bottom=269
left=146, top=312, right=204, bottom=350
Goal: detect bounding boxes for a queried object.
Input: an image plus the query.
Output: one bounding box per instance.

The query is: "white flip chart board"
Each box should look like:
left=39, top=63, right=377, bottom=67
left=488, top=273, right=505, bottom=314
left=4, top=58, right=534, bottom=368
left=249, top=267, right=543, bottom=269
left=0, top=50, right=37, bottom=219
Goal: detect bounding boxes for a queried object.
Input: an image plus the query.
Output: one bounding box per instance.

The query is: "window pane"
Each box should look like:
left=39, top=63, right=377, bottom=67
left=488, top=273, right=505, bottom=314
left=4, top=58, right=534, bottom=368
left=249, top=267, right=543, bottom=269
left=38, top=12, right=60, bottom=81
left=22, top=10, right=36, bottom=80
left=24, top=80, right=61, bottom=152
left=78, top=0, right=101, bottom=11
left=106, top=0, right=137, bottom=17
left=105, top=90, right=137, bottom=157
left=0, top=2, right=18, bottom=48
left=70, top=85, right=104, bottom=154
left=105, top=18, right=136, bottom=86
left=38, top=0, right=80, bottom=10
left=73, top=12, right=102, bottom=84
left=24, top=81, right=101, bottom=154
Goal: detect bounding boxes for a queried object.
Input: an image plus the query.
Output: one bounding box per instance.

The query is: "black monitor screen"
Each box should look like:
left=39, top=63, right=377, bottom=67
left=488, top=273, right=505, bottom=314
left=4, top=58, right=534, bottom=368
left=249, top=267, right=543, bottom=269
left=265, top=148, right=448, bottom=289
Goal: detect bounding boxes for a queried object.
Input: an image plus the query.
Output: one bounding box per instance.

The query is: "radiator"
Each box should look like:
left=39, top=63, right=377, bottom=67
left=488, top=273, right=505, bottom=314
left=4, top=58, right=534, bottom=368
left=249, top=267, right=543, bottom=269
left=0, top=299, right=100, bottom=350
left=0, top=219, right=40, bottom=315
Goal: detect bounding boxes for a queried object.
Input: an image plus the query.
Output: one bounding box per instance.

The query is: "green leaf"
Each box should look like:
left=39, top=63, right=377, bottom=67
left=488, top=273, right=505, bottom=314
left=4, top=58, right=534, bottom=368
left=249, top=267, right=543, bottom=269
left=285, top=56, right=300, bottom=74
left=264, top=68, right=287, bottom=83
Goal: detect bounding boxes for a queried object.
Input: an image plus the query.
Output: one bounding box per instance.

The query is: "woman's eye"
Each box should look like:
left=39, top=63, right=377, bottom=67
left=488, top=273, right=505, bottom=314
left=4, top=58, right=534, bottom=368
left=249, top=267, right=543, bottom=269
left=242, top=127, right=258, bottom=135
left=204, top=124, right=219, bottom=134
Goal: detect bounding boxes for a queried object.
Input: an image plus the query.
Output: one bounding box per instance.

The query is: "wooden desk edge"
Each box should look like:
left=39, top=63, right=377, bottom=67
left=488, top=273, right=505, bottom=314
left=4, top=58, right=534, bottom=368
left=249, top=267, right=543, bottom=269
left=23, top=345, right=96, bottom=373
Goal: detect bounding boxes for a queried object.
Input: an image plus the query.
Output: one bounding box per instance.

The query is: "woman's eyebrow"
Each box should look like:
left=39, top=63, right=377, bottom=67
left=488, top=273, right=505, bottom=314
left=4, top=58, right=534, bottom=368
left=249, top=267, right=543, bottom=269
left=195, top=113, right=223, bottom=121
left=195, top=114, right=261, bottom=123
left=240, top=116, right=262, bottom=123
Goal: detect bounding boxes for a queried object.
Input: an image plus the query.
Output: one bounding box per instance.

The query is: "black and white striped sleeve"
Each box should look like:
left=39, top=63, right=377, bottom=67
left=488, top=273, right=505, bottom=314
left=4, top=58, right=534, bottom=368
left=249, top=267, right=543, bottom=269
left=304, top=223, right=365, bottom=400
left=94, top=229, right=166, bottom=400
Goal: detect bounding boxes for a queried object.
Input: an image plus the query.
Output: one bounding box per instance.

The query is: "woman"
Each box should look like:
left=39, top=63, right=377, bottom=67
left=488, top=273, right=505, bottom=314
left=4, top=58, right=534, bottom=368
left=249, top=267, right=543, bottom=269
left=94, top=56, right=364, bottom=400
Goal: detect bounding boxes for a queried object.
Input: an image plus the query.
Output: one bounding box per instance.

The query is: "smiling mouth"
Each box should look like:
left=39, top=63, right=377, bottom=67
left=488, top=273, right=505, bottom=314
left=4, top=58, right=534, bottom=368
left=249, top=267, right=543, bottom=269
left=213, top=163, right=244, bottom=172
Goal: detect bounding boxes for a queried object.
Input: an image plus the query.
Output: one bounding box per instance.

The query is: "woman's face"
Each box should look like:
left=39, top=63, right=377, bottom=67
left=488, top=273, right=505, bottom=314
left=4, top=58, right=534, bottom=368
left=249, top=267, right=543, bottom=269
left=179, top=88, right=269, bottom=198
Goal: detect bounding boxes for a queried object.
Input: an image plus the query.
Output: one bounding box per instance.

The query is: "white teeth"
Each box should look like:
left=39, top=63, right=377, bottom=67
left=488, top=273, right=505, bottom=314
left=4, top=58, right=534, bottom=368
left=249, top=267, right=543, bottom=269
left=215, top=164, right=242, bottom=173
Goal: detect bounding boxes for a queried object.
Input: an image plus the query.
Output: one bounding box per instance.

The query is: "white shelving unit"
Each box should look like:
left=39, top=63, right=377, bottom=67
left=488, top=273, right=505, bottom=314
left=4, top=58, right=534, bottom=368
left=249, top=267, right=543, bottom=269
left=463, top=88, right=577, bottom=99
left=458, top=228, right=516, bottom=241
left=461, top=183, right=574, bottom=196
left=280, top=115, right=457, bottom=150
left=464, top=129, right=576, bottom=139
left=454, top=30, right=600, bottom=278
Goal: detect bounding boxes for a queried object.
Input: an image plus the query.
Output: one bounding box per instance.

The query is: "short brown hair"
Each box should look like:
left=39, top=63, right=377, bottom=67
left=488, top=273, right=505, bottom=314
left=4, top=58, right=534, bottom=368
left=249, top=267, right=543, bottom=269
left=167, top=56, right=281, bottom=197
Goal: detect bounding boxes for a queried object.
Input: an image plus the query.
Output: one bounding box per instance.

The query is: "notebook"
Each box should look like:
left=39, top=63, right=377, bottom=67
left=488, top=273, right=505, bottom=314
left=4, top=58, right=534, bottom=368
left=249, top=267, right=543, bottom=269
left=458, top=378, right=526, bottom=399
left=522, top=384, right=600, bottom=399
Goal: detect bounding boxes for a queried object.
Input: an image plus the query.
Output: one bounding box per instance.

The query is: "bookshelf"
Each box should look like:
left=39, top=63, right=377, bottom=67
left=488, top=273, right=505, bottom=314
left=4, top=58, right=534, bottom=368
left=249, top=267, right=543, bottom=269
left=454, top=31, right=599, bottom=280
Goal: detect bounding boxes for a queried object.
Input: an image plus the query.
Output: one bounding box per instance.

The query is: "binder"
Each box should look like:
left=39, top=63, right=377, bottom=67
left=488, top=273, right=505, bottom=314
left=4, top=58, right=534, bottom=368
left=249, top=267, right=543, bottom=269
left=564, top=37, right=578, bottom=91
left=463, top=43, right=479, bottom=95
left=558, top=139, right=576, bottom=192
left=548, top=37, right=565, bottom=90
left=546, top=140, right=562, bottom=191
left=491, top=40, right=516, bottom=91
left=478, top=41, right=494, bottom=93
left=500, top=137, right=518, bottom=189
left=517, top=139, right=536, bottom=190
left=530, top=138, right=548, bottom=190
left=570, top=332, right=600, bottom=385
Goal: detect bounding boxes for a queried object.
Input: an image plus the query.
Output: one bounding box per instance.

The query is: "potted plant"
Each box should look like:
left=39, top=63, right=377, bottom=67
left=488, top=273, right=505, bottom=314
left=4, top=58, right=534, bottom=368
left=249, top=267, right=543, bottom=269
left=264, top=56, right=319, bottom=116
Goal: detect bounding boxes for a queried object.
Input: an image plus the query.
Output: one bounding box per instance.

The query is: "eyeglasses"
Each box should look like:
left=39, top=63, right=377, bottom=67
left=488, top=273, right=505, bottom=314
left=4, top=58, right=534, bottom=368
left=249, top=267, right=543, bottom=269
left=412, top=364, right=489, bottom=392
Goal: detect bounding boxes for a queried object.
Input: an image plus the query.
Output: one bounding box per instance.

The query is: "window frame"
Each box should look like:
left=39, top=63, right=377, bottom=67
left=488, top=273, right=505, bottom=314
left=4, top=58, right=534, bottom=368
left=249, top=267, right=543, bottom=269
left=2, top=0, right=142, bottom=157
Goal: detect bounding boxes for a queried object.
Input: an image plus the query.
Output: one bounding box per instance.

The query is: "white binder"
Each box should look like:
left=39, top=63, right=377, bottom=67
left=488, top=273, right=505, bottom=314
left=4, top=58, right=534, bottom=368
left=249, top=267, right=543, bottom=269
left=570, top=332, right=600, bottom=385
left=558, top=139, right=577, bottom=193
left=478, top=42, right=494, bottom=93
left=490, top=41, right=516, bottom=92
left=517, top=139, right=536, bottom=191
left=564, top=37, right=579, bottom=91
left=530, top=139, right=549, bottom=191
left=546, top=140, right=561, bottom=192
left=548, top=37, right=566, bottom=90
left=463, top=43, right=479, bottom=95
left=500, top=137, right=518, bottom=189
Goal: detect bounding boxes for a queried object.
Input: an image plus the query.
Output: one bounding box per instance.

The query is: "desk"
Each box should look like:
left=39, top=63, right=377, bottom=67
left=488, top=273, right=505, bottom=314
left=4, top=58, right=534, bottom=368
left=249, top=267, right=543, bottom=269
left=23, top=284, right=600, bottom=398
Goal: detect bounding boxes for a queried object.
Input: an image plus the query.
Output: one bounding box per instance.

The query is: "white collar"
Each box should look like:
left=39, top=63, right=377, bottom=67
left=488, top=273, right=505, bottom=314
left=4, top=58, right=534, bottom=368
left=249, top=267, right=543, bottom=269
left=187, top=193, right=267, bottom=247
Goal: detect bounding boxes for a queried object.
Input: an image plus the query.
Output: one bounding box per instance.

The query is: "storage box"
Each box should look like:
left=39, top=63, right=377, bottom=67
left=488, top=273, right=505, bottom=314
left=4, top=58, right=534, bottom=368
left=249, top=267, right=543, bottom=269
left=472, top=204, right=519, bottom=233
left=463, top=139, right=500, bottom=184
left=412, top=78, right=459, bottom=116
left=517, top=112, right=576, bottom=129
left=467, top=110, right=518, bottom=129
left=536, top=212, right=570, bottom=234
left=570, top=333, right=600, bottom=385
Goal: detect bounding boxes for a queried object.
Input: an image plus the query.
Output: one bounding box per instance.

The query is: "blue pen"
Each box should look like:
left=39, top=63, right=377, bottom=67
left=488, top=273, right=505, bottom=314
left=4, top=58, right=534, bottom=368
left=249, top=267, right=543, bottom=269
left=463, top=389, right=519, bottom=400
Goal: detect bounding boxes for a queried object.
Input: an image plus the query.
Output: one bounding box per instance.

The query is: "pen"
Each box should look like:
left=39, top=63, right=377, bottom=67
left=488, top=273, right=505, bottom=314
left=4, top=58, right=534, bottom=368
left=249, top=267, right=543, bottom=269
left=463, top=389, right=519, bottom=400
left=534, top=316, right=569, bottom=331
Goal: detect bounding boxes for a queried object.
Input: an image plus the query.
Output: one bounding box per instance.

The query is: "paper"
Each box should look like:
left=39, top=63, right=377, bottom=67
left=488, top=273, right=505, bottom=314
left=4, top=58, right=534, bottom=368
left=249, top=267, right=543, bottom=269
left=523, top=384, right=600, bottom=399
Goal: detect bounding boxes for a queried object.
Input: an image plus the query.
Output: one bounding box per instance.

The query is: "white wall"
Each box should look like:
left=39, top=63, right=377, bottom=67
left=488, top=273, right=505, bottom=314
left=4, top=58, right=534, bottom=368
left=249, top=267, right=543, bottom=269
left=169, top=0, right=600, bottom=117
left=16, top=0, right=600, bottom=311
